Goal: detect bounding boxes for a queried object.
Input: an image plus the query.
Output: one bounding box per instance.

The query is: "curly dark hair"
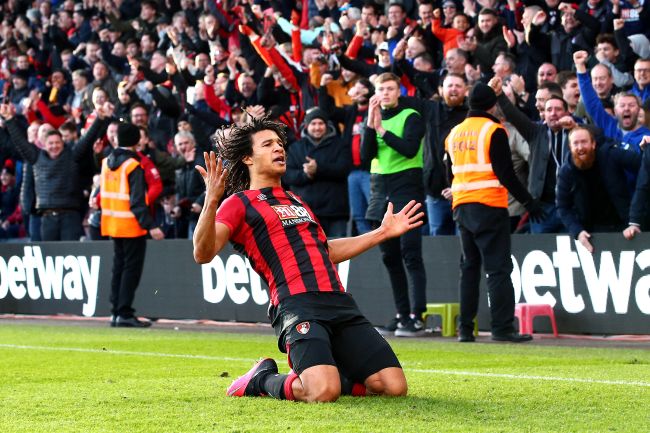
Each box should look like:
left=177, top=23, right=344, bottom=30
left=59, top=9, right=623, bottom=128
left=211, top=116, right=287, bottom=196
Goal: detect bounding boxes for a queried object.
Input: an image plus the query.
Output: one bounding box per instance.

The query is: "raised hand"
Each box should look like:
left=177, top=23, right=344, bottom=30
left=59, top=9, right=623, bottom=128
left=509, top=74, right=526, bottom=95
left=320, top=73, right=334, bottom=87
left=558, top=115, right=576, bottom=130
left=502, top=25, right=515, bottom=48
left=392, top=39, right=406, bottom=61
left=573, top=50, right=589, bottom=73
left=613, top=18, right=624, bottom=31
left=367, top=95, right=381, bottom=127
left=97, top=101, right=115, bottom=119
left=488, top=76, right=503, bottom=96
left=380, top=200, right=425, bottom=239
left=196, top=151, right=228, bottom=205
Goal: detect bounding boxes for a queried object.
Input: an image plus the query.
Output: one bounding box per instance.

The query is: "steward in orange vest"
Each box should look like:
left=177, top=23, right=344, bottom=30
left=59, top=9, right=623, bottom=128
left=445, top=82, right=543, bottom=344
left=100, top=122, right=164, bottom=328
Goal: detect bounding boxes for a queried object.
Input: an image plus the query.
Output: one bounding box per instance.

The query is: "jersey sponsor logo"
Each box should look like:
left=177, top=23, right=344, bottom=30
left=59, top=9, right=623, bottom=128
left=296, top=321, right=310, bottom=335
left=271, top=204, right=315, bottom=227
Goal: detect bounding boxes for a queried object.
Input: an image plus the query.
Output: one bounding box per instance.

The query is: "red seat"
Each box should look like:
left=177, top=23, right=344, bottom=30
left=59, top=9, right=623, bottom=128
left=514, top=303, right=559, bottom=337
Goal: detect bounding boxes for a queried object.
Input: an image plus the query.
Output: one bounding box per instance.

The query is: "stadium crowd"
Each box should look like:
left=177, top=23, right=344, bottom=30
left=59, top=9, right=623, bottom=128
left=0, top=0, right=648, bottom=244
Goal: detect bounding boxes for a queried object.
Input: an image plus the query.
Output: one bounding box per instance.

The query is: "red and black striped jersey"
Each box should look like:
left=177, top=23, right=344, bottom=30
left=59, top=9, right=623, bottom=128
left=215, top=187, right=345, bottom=306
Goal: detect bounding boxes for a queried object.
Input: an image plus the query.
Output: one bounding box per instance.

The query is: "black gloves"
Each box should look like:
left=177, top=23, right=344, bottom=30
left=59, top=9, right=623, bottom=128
left=525, top=199, right=547, bottom=224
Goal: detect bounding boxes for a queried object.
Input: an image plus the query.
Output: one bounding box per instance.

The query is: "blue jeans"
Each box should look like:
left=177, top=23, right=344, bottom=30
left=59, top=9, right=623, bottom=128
left=425, top=195, right=455, bottom=236
left=41, top=211, right=83, bottom=241
left=28, top=214, right=42, bottom=242
left=348, top=170, right=372, bottom=234
left=319, top=217, right=348, bottom=238
left=529, top=202, right=566, bottom=234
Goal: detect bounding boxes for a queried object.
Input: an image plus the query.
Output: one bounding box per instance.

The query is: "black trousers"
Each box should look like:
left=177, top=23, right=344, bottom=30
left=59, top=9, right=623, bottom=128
left=377, top=219, right=427, bottom=318
left=110, top=236, right=147, bottom=318
left=454, top=203, right=514, bottom=335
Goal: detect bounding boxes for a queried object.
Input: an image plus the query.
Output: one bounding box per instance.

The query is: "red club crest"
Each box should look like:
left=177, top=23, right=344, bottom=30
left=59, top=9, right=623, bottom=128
left=296, top=322, right=310, bottom=335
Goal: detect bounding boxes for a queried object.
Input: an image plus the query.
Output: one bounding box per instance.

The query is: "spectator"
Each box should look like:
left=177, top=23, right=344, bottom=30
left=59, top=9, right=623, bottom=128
left=67, top=69, right=92, bottom=114
left=443, top=48, right=469, bottom=76
left=623, top=136, right=650, bottom=240
left=422, top=73, right=469, bottom=236
left=494, top=82, right=572, bottom=233
left=495, top=105, right=531, bottom=232
left=0, top=163, right=22, bottom=240
left=632, top=58, right=650, bottom=107
left=590, top=64, right=617, bottom=103
left=430, top=8, right=471, bottom=57
left=91, top=60, right=117, bottom=96
left=172, top=131, right=205, bottom=239
left=594, top=33, right=635, bottom=88
left=536, top=62, right=558, bottom=87
left=472, top=8, right=508, bottom=77
left=284, top=107, right=350, bottom=238
left=558, top=71, right=581, bottom=115
left=318, top=78, right=374, bottom=234
left=557, top=125, right=640, bottom=252
left=0, top=101, right=113, bottom=241
left=575, top=50, right=650, bottom=154
left=534, top=81, right=563, bottom=122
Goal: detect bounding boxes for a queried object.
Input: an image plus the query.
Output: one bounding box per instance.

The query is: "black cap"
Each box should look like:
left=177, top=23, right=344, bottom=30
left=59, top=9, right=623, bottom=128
left=117, top=122, right=140, bottom=148
left=304, top=107, right=329, bottom=125
left=468, top=82, right=497, bottom=112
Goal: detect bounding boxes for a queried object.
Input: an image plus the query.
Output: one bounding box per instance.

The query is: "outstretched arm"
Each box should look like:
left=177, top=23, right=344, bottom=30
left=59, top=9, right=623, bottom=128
left=328, top=201, right=424, bottom=264
left=193, top=151, right=231, bottom=264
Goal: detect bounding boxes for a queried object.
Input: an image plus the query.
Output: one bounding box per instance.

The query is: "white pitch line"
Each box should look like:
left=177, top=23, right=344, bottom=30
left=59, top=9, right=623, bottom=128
left=1, top=343, right=649, bottom=388
left=407, top=368, right=650, bottom=387
left=0, top=343, right=250, bottom=362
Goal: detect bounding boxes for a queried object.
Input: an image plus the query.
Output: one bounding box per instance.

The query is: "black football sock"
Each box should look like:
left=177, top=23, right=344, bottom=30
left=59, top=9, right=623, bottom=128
left=260, top=371, right=299, bottom=400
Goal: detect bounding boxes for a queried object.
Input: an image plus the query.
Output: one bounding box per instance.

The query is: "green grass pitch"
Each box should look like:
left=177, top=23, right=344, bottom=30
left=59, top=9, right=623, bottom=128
left=1, top=322, right=649, bottom=433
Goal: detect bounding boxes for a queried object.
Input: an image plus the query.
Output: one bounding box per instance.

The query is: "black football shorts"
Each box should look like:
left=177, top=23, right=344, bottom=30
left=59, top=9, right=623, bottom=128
left=271, top=292, right=401, bottom=383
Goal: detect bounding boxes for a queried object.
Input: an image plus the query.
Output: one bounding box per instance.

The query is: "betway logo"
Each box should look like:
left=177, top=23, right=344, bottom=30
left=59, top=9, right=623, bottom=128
left=201, top=254, right=350, bottom=305
left=511, top=236, right=650, bottom=314
left=0, top=246, right=100, bottom=316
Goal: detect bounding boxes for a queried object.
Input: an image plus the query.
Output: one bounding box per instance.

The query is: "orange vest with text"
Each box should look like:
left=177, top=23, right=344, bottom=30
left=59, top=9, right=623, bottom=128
left=445, top=117, right=508, bottom=209
left=100, top=158, right=148, bottom=238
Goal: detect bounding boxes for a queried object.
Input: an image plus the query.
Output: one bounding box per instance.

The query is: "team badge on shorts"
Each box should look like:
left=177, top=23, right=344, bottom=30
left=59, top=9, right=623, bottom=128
left=296, top=322, right=310, bottom=335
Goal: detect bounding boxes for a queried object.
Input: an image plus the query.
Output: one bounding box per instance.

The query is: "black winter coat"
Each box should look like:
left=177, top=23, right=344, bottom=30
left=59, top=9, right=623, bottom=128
left=7, top=117, right=108, bottom=210
left=556, top=143, right=641, bottom=239
left=283, top=125, right=351, bottom=219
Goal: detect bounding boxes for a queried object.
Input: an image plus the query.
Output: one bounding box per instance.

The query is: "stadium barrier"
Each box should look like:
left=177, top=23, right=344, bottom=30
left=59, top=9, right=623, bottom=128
left=1, top=233, right=649, bottom=335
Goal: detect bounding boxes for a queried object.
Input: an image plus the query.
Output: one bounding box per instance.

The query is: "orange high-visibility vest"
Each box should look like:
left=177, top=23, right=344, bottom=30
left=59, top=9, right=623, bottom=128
left=100, top=158, right=148, bottom=238
left=445, top=117, right=508, bottom=209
